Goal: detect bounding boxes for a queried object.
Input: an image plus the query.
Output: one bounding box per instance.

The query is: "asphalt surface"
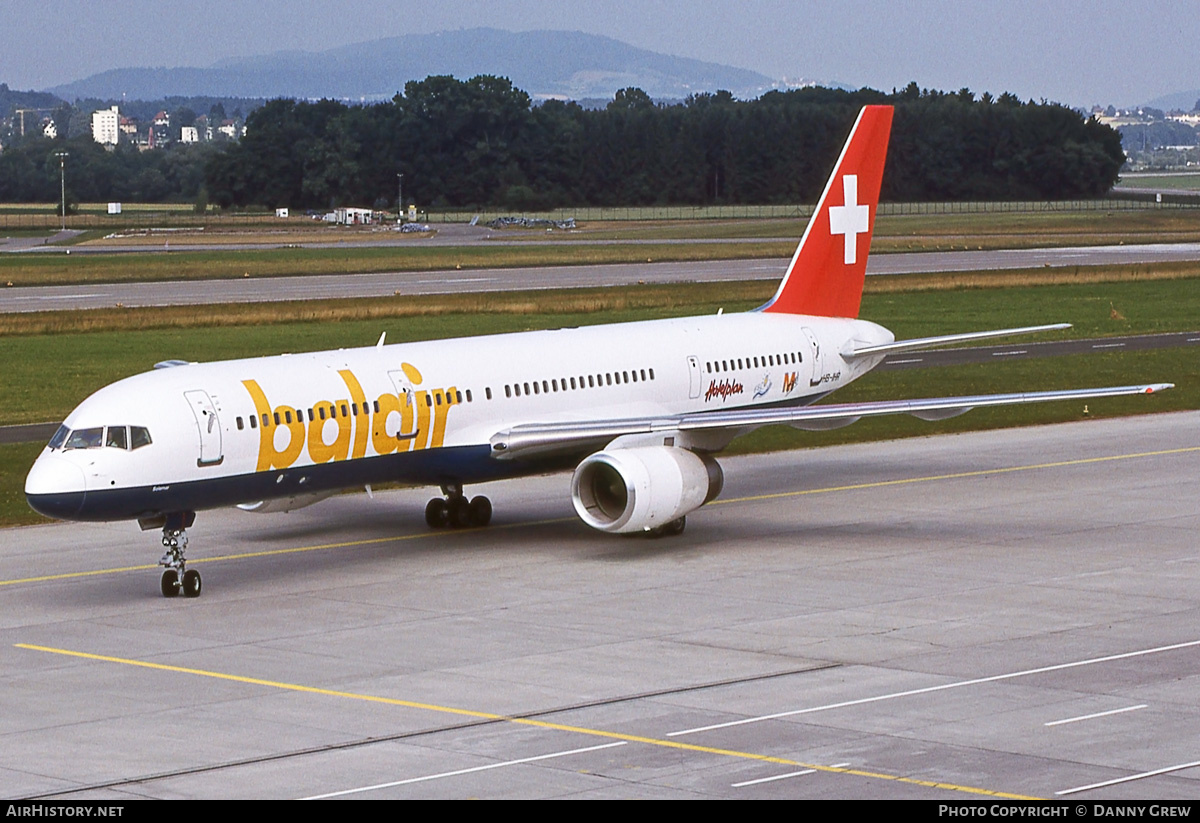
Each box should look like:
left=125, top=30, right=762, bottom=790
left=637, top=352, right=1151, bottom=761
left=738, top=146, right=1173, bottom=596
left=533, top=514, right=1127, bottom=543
left=4, top=242, right=1200, bottom=314
left=2, top=411, right=1198, bottom=799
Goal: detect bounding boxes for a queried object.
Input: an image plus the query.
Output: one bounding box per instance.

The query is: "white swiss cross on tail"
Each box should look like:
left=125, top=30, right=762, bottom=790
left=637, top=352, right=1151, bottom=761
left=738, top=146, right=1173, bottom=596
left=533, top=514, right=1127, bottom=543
left=761, top=105, right=893, bottom=319
left=828, top=175, right=869, bottom=265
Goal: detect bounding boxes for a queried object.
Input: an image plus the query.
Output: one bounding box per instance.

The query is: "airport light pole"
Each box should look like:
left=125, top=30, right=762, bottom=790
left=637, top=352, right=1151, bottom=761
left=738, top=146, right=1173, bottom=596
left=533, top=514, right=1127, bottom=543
left=396, top=173, right=404, bottom=223
left=54, top=151, right=69, bottom=230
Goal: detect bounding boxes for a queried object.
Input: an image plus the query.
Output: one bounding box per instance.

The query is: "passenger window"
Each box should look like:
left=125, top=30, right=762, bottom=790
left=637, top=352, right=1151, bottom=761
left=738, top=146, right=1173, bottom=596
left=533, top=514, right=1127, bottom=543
left=236, top=417, right=244, bottom=431
left=250, top=415, right=257, bottom=429
left=130, top=427, right=152, bottom=449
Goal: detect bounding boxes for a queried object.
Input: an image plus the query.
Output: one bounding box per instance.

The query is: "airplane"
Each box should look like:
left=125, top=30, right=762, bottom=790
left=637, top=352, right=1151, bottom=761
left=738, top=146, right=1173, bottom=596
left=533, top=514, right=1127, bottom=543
left=24, top=105, right=1172, bottom=598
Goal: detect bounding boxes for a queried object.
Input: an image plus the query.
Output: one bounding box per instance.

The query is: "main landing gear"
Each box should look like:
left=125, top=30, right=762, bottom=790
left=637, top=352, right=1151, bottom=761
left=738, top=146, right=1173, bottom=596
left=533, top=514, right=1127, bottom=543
left=647, top=516, right=686, bottom=538
left=425, top=482, right=492, bottom=530
left=157, top=512, right=201, bottom=598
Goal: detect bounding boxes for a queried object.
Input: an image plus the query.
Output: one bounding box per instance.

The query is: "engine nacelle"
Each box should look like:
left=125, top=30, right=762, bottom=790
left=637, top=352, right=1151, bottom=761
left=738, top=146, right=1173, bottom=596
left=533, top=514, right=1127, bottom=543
left=571, top=446, right=723, bottom=534
left=237, top=491, right=336, bottom=514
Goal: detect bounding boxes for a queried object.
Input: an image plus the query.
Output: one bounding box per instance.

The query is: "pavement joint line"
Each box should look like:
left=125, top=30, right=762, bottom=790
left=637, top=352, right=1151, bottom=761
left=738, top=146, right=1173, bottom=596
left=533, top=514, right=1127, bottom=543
left=4, top=445, right=1198, bottom=589
left=14, top=642, right=1038, bottom=800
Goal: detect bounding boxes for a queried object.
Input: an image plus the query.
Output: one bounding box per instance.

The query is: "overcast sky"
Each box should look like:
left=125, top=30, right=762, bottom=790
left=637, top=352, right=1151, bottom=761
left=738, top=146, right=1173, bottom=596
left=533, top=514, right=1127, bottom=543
left=2, top=0, right=1194, bottom=107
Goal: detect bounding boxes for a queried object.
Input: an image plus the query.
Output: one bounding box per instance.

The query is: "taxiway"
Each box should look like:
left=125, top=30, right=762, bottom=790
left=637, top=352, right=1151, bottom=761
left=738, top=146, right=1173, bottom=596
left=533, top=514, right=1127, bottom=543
left=4, top=243, right=1200, bottom=313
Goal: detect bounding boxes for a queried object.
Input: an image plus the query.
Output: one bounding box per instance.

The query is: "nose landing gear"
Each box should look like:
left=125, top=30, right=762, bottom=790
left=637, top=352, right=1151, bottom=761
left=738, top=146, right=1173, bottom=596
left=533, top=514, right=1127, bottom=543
left=156, top=512, right=201, bottom=598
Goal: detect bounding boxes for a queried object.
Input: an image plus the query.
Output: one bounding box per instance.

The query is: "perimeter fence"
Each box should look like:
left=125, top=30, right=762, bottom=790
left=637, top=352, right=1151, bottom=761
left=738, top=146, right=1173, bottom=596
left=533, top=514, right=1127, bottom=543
left=0, top=192, right=1197, bottom=232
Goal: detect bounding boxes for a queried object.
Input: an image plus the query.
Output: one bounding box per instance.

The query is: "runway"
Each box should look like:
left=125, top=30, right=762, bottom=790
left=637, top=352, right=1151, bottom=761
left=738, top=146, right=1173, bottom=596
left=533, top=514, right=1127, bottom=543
left=4, top=243, right=1200, bottom=313
left=2, top=411, right=1199, bottom=799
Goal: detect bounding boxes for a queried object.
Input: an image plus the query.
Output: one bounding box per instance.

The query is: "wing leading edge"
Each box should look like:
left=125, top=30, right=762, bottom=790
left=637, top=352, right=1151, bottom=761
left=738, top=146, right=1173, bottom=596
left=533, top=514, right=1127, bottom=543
left=490, top=383, right=1173, bottom=459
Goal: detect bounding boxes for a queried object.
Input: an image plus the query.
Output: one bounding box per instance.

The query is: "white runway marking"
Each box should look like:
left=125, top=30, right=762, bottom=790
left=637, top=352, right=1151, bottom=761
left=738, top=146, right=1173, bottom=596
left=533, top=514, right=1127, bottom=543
left=1043, top=704, right=1147, bottom=726
left=668, top=639, right=1200, bottom=737
left=991, top=349, right=1027, bottom=357
left=1091, top=342, right=1126, bottom=349
left=1057, top=759, right=1200, bottom=796
left=300, top=741, right=627, bottom=798
left=732, top=762, right=850, bottom=788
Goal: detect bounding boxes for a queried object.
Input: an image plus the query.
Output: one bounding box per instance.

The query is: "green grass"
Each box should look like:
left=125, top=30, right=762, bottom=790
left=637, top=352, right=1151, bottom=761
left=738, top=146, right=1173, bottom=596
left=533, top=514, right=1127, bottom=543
left=1116, top=174, right=1200, bottom=192
left=1, top=443, right=44, bottom=526
left=2, top=275, right=1196, bottom=426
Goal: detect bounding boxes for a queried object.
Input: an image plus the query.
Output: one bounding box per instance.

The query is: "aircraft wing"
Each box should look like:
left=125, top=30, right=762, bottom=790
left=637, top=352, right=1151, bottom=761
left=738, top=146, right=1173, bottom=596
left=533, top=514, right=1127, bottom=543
left=489, top=383, right=1173, bottom=459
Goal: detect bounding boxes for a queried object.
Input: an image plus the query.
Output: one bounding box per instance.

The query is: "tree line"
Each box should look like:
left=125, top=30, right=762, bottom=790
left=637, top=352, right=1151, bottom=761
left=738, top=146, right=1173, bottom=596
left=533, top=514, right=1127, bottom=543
left=1, top=79, right=1125, bottom=209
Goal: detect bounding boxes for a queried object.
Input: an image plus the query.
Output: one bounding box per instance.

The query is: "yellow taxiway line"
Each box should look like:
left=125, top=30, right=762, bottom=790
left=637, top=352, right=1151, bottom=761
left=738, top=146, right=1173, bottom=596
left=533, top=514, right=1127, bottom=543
left=16, top=642, right=1039, bottom=799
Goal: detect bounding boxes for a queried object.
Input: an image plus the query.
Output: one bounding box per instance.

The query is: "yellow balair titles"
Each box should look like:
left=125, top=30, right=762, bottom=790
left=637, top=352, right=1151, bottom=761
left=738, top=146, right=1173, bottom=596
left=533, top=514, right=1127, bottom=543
left=242, top=364, right=458, bottom=472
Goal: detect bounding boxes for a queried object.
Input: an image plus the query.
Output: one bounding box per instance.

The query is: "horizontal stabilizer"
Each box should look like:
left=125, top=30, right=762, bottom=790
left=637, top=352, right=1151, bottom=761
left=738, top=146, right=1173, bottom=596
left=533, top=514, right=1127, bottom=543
left=845, top=323, right=1072, bottom=360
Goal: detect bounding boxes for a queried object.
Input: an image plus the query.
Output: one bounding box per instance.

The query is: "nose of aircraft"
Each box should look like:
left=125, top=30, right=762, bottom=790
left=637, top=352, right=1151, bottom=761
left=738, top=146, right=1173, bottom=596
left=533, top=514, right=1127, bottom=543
left=25, top=453, right=87, bottom=520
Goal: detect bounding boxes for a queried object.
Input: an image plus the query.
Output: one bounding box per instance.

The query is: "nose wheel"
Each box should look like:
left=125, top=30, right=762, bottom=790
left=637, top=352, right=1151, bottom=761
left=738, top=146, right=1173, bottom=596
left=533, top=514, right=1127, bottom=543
left=159, top=524, right=201, bottom=598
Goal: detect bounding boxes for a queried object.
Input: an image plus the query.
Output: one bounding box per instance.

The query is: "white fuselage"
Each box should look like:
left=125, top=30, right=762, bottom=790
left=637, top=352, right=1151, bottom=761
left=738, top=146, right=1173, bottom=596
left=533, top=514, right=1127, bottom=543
left=25, top=311, right=893, bottom=522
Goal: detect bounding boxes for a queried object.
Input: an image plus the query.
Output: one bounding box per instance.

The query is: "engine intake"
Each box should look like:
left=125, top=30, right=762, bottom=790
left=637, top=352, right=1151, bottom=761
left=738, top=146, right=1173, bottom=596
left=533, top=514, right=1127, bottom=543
left=571, top=446, right=723, bottom=533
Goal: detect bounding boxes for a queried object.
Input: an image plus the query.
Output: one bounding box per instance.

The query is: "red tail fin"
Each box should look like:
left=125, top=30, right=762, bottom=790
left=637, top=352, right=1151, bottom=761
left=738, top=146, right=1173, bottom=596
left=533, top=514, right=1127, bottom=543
left=761, top=105, right=893, bottom=318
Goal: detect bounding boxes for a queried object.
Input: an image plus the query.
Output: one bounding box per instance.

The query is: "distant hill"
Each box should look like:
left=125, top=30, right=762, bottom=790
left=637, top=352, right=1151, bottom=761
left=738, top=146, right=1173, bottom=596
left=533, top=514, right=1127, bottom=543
left=1143, top=89, right=1200, bottom=112
left=47, top=29, right=780, bottom=102
left=0, top=83, right=65, bottom=116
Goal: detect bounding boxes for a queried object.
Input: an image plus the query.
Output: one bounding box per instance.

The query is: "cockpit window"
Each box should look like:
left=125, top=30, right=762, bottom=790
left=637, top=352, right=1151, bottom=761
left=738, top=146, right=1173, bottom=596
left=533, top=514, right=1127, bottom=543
left=130, top=426, right=152, bottom=449
left=106, top=426, right=128, bottom=450
left=47, top=425, right=70, bottom=450
left=54, top=425, right=150, bottom=451
left=64, top=427, right=103, bottom=450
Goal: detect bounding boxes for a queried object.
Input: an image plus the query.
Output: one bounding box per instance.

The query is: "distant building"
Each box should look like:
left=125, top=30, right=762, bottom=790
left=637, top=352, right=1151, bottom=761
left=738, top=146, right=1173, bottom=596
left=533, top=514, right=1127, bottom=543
left=180, top=126, right=198, bottom=143
left=119, top=115, right=138, bottom=139
left=41, top=118, right=57, bottom=139
left=333, top=207, right=373, bottom=225
left=149, top=111, right=170, bottom=148
left=91, top=106, right=119, bottom=145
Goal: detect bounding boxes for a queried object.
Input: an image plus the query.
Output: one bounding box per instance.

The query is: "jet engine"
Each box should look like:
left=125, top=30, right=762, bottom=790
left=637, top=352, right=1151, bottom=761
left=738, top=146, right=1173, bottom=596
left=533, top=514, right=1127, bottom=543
left=236, top=491, right=336, bottom=514
left=571, top=446, right=723, bottom=534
